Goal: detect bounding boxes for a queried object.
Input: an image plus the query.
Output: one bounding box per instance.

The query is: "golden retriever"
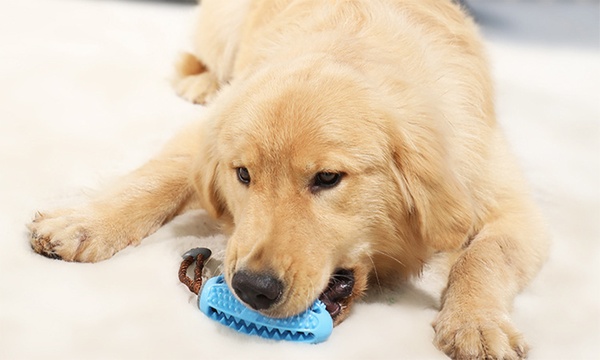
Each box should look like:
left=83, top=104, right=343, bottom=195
left=28, top=0, right=549, bottom=358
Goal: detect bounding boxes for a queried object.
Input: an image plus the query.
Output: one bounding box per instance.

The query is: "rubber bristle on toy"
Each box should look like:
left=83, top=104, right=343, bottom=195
left=199, top=275, right=333, bottom=344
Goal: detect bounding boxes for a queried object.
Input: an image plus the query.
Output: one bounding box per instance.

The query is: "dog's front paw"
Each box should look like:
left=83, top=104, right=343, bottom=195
left=28, top=208, right=125, bottom=262
left=174, top=72, right=219, bottom=105
left=172, top=52, right=219, bottom=105
left=433, top=308, right=528, bottom=360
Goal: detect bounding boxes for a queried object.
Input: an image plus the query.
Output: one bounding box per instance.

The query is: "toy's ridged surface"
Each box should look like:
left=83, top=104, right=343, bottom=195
left=199, top=276, right=333, bottom=343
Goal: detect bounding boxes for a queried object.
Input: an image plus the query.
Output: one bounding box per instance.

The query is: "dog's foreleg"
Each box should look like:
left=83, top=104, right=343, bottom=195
left=28, top=122, right=204, bottom=262
left=432, top=200, right=549, bottom=360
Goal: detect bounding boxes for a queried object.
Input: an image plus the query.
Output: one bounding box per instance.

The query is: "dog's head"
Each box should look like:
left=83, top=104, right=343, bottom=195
left=192, top=59, right=473, bottom=322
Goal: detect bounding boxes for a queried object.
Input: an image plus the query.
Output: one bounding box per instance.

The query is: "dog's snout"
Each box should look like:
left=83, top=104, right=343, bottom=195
left=231, top=271, right=283, bottom=310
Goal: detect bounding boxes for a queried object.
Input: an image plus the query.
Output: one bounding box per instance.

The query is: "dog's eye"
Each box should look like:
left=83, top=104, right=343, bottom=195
left=236, top=167, right=251, bottom=185
left=312, top=172, right=342, bottom=190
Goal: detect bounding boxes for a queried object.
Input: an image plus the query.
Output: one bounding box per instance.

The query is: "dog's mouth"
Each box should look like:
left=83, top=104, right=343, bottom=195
left=318, top=269, right=355, bottom=320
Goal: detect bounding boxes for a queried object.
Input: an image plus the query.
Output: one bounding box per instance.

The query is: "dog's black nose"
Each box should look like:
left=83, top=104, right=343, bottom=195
left=231, top=271, right=283, bottom=310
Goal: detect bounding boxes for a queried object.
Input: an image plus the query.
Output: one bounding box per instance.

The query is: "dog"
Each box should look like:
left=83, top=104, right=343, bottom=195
left=28, top=0, right=549, bottom=358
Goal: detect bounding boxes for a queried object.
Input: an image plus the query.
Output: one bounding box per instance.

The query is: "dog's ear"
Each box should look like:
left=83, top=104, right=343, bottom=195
left=191, top=138, right=228, bottom=220
left=390, top=119, right=474, bottom=252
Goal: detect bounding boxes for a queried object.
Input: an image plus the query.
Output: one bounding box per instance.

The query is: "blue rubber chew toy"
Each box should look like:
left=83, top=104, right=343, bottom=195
left=199, top=275, right=333, bottom=343
left=179, top=248, right=333, bottom=344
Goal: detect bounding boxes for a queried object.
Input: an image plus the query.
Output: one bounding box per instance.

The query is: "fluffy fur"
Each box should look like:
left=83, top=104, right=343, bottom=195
left=29, top=0, right=549, bottom=358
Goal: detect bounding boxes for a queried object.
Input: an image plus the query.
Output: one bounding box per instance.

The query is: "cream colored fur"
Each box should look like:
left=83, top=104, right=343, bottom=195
left=29, top=0, right=549, bottom=358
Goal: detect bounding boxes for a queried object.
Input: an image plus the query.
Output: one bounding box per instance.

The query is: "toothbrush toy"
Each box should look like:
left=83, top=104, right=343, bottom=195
left=178, top=248, right=333, bottom=344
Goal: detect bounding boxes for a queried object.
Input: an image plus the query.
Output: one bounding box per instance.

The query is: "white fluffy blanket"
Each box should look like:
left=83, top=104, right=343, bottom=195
left=1, top=1, right=598, bottom=359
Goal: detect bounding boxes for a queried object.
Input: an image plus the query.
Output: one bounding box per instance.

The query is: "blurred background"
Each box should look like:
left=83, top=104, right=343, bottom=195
left=466, top=0, right=598, bottom=48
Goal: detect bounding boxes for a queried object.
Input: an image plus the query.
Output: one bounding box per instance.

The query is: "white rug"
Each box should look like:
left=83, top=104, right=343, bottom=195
left=1, top=1, right=598, bottom=359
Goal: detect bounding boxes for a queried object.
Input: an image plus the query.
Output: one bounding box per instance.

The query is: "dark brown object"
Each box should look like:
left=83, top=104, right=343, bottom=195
left=178, top=253, right=207, bottom=295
